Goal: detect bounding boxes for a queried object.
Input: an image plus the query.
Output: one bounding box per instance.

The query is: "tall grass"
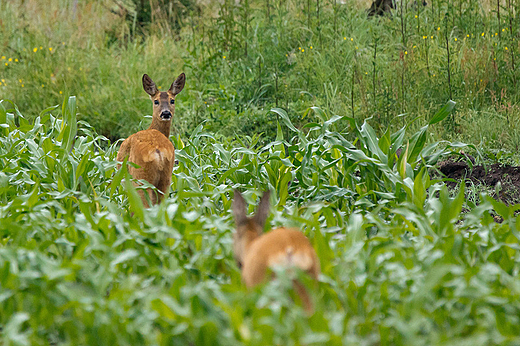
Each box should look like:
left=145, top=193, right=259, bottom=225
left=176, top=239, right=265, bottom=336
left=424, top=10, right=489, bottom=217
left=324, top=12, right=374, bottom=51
left=0, top=0, right=520, bottom=153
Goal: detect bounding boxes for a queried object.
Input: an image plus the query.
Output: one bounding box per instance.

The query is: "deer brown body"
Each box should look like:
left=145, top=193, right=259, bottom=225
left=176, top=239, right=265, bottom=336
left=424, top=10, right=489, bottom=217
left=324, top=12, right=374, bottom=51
left=232, top=190, right=320, bottom=314
left=117, top=73, right=185, bottom=207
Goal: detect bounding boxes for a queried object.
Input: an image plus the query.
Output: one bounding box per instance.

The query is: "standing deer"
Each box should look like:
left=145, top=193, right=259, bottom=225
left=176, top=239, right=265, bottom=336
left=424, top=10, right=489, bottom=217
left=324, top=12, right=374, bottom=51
left=117, top=73, right=185, bottom=207
left=232, top=190, right=320, bottom=314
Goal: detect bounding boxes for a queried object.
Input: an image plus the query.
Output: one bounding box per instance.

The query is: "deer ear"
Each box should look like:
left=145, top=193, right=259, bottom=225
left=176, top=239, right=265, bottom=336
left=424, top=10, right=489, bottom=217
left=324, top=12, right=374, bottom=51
left=232, top=190, right=248, bottom=228
left=169, top=73, right=186, bottom=95
left=253, top=190, right=271, bottom=232
left=143, top=74, right=158, bottom=96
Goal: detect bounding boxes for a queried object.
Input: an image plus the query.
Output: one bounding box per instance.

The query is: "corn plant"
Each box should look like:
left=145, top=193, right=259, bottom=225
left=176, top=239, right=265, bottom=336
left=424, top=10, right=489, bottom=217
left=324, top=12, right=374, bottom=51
left=2, top=97, right=520, bottom=344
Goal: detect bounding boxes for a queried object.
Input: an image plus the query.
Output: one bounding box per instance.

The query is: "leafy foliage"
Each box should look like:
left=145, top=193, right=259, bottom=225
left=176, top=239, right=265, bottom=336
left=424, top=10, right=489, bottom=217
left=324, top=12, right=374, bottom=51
left=1, top=98, right=520, bottom=345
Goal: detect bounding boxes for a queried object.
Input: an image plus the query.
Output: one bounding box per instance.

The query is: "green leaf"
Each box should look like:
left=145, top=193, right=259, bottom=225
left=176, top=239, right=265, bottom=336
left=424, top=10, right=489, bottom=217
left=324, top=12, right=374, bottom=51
left=124, top=170, right=145, bottom=219
left=271, top=108, right=299, bottom=134
left=429, top=100, right=456, bottom=125
left=58, top=96, right=78, bottom=155
left=110, top=249, right=139, bottom=268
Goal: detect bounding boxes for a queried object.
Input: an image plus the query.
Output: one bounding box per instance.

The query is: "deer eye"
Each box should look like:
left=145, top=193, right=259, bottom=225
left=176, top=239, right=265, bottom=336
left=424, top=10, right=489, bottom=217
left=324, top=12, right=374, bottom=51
left=170, top=99, right=175, bottom=105
left=154, top=100, right=159, bottom=105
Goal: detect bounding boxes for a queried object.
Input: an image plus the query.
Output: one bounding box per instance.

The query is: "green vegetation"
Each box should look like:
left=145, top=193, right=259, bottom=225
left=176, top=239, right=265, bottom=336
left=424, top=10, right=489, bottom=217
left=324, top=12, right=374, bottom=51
left=1, top=0, right=520, bottom=151
left=2, top=96, right=520, bottom=344
left=1, top=0, right=520, bottom=344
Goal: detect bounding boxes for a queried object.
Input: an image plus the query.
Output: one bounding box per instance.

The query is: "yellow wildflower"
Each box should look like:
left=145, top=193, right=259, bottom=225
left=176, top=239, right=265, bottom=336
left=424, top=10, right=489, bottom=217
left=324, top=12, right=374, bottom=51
left=33, top=47, right=37, bottom=52
left=49, top=47, right=53, bottom=52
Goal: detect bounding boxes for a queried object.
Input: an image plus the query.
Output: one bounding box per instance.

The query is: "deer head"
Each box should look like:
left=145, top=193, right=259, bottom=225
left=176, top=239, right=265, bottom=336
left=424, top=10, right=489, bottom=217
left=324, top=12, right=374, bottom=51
left=142, top=73, right=185, bottom=137
left=232, top=190, right=271, bottom=269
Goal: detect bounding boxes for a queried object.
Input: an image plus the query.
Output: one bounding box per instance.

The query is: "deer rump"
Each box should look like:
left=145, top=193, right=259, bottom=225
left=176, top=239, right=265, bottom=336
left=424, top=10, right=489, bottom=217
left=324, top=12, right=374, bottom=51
left=242, top=228, right=320, bottom=312
left=117, top=129, right=174, bottom=200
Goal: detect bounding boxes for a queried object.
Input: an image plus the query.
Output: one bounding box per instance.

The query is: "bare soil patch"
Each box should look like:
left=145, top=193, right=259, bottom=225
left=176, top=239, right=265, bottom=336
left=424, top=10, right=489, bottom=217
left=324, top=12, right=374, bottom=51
left=438, top=159, right=520, bottom=205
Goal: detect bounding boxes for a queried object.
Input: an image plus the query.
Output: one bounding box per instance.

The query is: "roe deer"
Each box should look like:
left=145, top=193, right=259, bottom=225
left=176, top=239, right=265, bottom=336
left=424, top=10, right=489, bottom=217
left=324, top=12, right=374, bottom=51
left=117, top=73, right=185, bottom=207
left=232, top=190, right=320, bottom=314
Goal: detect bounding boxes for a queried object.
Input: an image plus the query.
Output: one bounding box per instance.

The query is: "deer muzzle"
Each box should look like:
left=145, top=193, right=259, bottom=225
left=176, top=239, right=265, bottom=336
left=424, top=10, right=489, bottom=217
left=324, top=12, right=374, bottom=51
left=160, top=110, right=172, bottom=120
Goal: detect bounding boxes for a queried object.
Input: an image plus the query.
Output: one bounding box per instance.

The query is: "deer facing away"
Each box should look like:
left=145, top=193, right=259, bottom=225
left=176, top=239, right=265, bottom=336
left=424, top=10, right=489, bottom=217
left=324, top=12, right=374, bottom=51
left=117, top=73, right=185, bottom=207
left=232, top=190, right=320, bottom=314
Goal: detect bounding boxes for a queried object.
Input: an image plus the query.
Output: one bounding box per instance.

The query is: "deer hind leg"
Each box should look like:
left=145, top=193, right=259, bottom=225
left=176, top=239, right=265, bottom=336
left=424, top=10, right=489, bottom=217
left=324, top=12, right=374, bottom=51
left=129, top=165, right=158, bottom=207
left=292, top=280, right=314, bottom=315
left=156, top=174, right=172, bottom=204
left=136, top=188, right=151, bottom=208
left=136, top=187, right=160, bottom=208
left=149, top=187, right=161, bottom=206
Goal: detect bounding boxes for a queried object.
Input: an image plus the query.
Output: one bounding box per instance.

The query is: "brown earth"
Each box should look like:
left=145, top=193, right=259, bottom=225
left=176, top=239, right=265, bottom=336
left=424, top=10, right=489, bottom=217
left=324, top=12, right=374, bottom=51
left=438, top=158, right=520, bottom=205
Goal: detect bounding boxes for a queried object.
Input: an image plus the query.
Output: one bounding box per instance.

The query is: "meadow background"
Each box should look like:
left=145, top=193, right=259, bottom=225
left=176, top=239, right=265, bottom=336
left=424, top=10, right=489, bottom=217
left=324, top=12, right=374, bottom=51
left=1, top=0, right=520, bottom=345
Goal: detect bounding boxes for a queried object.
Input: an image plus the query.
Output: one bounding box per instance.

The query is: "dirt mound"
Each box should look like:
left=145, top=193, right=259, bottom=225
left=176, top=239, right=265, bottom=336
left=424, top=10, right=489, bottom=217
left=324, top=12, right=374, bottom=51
left=438, top=159, right=520, bottom=205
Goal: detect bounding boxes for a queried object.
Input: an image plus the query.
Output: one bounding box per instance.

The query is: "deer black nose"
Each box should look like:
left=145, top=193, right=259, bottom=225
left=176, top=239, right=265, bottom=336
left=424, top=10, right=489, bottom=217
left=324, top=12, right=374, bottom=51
left=160, top=110, right=172, bottom=119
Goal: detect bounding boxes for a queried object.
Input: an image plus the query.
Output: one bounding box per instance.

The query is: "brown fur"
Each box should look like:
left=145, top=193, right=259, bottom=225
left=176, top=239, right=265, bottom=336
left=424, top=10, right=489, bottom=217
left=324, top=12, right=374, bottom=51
left=117, top=73, right=185, bottom=207
left=232, top=190, right=320, bottom=314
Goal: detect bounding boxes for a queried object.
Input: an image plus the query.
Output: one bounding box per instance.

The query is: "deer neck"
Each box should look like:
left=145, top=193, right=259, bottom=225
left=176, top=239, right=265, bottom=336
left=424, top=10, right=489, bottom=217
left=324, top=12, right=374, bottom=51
left=148, top=117, right=171, bottom=139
